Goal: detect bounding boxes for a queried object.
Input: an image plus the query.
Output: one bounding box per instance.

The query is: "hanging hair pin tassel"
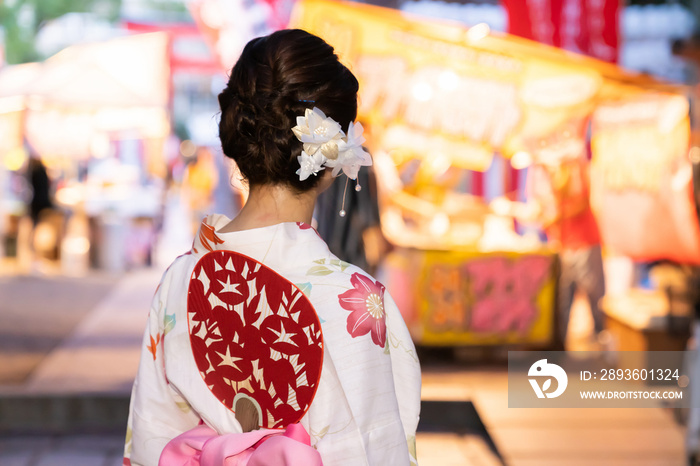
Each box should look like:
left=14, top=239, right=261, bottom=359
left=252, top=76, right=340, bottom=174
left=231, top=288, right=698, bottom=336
left=355, top=180, right=362, bottom=192
left=339, top=177, right=349, bottom=217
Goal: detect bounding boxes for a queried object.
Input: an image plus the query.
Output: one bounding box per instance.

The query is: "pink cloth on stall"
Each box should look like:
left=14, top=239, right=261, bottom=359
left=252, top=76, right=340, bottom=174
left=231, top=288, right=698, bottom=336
left=158, top=423, right=323, bottom=466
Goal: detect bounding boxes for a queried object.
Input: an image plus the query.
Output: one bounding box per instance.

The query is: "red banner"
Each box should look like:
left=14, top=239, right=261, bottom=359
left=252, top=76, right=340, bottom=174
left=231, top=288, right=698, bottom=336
left=502, top=0, right=619, bottom=63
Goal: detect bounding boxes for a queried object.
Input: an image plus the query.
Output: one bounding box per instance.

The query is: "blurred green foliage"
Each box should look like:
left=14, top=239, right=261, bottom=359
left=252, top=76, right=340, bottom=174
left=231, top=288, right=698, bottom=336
left=0, top=0, right=190, bottom=64
left=143, top=0, right=188, bottom=15
left=0, top=0, right=122, bottom=64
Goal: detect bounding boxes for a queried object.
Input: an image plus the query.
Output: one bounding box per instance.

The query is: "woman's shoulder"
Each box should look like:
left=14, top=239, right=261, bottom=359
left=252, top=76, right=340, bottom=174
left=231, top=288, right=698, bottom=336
left=152, top=249, right=199, bottom=298
left=295, top=253, right=392, bottom=349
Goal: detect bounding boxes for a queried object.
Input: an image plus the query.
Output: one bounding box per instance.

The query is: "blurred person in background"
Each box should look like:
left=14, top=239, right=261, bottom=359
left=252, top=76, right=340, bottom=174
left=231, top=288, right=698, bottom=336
left=523, top=126, right=606, bottom=350
left=27, top=153, right=52, bottom=228
left=315, top=165, right=384, bottom=275
left=183, top=146, right=219, bottom=233
left=22, top=152, right=55, bottom=270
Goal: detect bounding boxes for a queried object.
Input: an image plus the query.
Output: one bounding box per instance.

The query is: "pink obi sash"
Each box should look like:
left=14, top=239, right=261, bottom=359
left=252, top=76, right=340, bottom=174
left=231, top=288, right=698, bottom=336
left=159, top=423, right=323, bottom=466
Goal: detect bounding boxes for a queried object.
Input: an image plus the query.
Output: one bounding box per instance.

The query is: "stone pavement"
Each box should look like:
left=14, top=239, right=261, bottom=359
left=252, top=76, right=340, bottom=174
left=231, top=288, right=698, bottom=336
left=0, top=433, right=125, bottom=466
left=422, top=369, right=687, bottom=466
left=16, top=268, right=159, bottom=395
left=0, top=272, right=117, bottom=384
left=0, top=267, right=690, bottom=465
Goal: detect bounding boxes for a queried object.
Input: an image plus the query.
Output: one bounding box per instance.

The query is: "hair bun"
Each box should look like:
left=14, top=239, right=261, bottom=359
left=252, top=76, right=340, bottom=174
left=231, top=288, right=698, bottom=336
left=218, top=29, right=359, bottom=192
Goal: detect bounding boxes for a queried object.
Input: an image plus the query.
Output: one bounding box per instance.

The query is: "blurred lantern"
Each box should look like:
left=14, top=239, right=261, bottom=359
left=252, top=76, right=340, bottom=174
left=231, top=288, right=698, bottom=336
left=511, top=151, right=533, bottom=170
left=411, top=82, right=433, bottom=102
left=4, top=146, right=27, bottom=171
left=180, top=140, right=197, bottom=158
left=466, top=23, right=490, bottom=43
left=429, top=212, right=450, bottom=237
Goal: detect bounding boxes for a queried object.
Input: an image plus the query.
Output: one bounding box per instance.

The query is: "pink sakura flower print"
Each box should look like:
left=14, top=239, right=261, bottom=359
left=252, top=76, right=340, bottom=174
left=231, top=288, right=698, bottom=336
left=338, top=273, right=387, bottom=348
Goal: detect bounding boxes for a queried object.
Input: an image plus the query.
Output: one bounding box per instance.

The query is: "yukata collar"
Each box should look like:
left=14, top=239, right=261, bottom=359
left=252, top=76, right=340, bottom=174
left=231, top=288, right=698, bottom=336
left=191, top=215, right=321, bottom=256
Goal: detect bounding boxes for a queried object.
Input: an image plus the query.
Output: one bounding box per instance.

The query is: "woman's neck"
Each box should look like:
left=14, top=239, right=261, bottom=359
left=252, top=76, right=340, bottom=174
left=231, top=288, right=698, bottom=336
left=219, top=184, right=317, bottom=233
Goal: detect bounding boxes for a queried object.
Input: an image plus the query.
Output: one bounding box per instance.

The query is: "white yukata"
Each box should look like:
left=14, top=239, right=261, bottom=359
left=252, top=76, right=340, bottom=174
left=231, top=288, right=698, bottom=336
left=124, top=215, right=421, bottom=466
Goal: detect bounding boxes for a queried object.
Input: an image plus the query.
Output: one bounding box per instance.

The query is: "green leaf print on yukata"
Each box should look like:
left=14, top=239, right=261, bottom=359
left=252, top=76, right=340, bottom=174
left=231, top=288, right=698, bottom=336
left=330, top=259, right=350, bottom=271
left=315, top=425, right=329, bottom=439
left=174, top=393, right=192, bottom=413
left=296, top=282, right=313, bottom=296
left=307, top=265, right=334, bottom=276
left=307, top=259, right=351, bottom=276
left=125, top=425, right=132, bottom=450
left=164, top=313, right=176, bottom=335
left=295, top=282, right=326, bottom=323
left=408, top=434, right=417, bottom=466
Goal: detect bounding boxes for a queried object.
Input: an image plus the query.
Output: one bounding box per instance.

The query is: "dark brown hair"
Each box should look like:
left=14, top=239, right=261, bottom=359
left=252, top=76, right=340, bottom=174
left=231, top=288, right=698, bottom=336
left=218, top=29, right=359, bottom=192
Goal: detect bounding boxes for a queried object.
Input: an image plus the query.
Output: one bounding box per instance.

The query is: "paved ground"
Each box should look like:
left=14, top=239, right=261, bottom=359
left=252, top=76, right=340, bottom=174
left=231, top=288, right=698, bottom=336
left=0, top=266, right=690, bottom=465
left=422, top=368, right=688, bottom=466
left=0, top=434, right=124, bottom=466
left=0, top=273, right=118, bottom=384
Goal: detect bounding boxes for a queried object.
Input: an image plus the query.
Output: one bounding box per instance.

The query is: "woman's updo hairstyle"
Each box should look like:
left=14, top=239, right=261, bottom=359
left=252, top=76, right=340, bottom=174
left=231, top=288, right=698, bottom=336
left=218, top=29, right=359, bottom=192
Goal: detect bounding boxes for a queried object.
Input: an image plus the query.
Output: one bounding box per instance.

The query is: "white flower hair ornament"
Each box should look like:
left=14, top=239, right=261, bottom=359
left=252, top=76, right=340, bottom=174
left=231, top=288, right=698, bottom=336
left=292, top=107, right=372, bottom=183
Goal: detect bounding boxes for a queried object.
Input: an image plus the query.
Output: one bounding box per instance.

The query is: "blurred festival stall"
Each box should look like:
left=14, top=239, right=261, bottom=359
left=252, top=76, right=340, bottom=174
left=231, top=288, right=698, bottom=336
left=288, top=0, right=698, bottom=348
left=0, top=32, right=171, bottom=274
left=590, top=92, right=698, bottom=352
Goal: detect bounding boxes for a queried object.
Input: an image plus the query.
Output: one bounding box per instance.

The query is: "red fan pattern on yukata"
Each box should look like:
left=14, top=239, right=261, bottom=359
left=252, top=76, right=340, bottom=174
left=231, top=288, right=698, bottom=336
left=187, top=250, right=324, bottom=430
